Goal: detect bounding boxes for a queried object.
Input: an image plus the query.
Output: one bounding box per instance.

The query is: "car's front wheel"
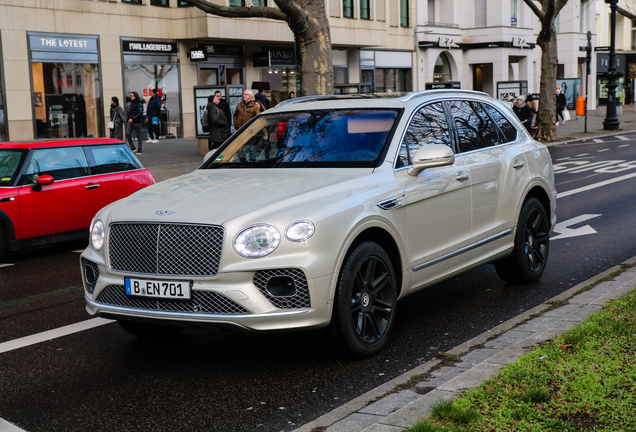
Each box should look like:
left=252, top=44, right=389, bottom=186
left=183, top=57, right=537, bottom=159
left=117, top=319, right=184, bottom=338
left=328, top=242, right=397, bottom=358
left=495, top=197, right=550, bottom=283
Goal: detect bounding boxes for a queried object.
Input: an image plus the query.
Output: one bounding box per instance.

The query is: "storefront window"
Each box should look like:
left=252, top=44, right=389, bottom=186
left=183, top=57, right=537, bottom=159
left=151, top=0, right=169, bottom=6
left=32, top=63, right=103, bottom=139
left=124, top=64, right=182, bottom=139
left=0, top=67, right=6, bottom=141
left=375, top=69, right=411, bottom=92
left=200, top=68, right=219, bottom=85
left=433, top=53, right=452, bottom=82
left=260, top=67, right=297, bottom=107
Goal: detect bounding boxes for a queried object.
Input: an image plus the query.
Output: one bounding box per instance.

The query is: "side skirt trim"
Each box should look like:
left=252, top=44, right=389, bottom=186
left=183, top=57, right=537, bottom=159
left=412, top=228, right=513, bottom=272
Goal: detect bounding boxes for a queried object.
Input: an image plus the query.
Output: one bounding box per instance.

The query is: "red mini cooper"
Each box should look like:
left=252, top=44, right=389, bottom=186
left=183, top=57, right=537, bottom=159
left=0, top=139, right=155, bottom=261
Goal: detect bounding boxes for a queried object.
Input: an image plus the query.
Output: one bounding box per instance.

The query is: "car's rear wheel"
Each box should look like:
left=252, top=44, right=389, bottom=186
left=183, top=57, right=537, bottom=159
left=495, top=197, right=550, bottom=283
left=0, top=228, right=6, bottom=263
left=328, top=242, right=397, bottom=358
left=117, top=319, right=184, bottom=338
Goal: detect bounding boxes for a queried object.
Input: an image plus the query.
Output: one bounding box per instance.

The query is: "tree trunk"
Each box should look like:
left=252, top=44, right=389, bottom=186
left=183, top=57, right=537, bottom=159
left=535, top=35, right=558, bottom=142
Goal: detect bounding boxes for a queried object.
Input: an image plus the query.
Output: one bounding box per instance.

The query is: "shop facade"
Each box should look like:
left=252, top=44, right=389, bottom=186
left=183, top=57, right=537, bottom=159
left=28, top=32, right=103, bottom=139
left=0, top=35, right=7, bottom=142
left=360, top=49, right=414, bottom=93
left=121, top=38, right=182, bottom=139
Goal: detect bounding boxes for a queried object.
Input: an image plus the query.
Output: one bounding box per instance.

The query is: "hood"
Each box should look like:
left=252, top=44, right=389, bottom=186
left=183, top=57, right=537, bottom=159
left=108, top=168, right=372, bottom=224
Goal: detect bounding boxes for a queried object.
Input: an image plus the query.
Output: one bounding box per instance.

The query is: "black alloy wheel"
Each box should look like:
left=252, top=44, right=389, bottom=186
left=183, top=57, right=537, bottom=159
left=329, top=242, right=397, bottom=358
left=495, top=197, right=550, bottom=283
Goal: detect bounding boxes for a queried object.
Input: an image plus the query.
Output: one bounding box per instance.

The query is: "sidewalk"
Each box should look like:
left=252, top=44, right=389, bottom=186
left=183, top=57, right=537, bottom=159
left=294, top=258, right=636, bottom=432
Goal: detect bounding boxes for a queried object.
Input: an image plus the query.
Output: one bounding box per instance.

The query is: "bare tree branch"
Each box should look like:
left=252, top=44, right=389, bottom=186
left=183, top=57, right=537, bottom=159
left=522, top=0, right=544, bottom=20
left=180, top=0, right=288, bottom=21
left=272, top=0, right=311, bottom=34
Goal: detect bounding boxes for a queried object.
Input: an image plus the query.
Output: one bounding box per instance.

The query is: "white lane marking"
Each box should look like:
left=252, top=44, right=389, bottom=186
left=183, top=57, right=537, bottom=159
left=0, top=418, right=27, bottom=432
left=551, top=214, right=601, bottom=240
left=593, top=139, right=604, bottom=143
left=619, top=144, right=630, bottom=147
left=597, top=148, right=610, bottom=152
left=555, top=157, right=572, bottom=161
left=617, top=136, right=630, bottom=141
left=0, top=264, right=14, bottom=268
left=0, top=318, right=114, bottom=355
left=558, top=171, right=636, bottom=198
left=574, top=153, right=589, bottom=157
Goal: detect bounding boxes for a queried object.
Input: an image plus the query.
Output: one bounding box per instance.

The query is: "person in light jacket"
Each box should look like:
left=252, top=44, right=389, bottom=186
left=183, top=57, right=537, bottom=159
left=110, top=97, right=126, bottom=140
left=233, top=90, right=265, bottom=130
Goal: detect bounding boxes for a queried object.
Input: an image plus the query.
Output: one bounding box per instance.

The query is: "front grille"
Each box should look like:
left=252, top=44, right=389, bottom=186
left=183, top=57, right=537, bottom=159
left=253, top=269, right=311, bottom=309
left=95, top=285, right=250, bottom=315
left=109, top=223, right=223, bottom=276
left=81, top=258, right=100, bottom=294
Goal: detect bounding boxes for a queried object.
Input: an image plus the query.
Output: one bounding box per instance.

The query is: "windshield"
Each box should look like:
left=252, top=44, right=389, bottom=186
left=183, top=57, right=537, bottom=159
left=0, top=149, right=27, bottom=186
left=202, top=109, right=400, bottom=169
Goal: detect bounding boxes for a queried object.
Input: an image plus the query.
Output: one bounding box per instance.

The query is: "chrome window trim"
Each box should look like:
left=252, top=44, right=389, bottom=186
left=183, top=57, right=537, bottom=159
left=412, top=228, right=513, bottom=272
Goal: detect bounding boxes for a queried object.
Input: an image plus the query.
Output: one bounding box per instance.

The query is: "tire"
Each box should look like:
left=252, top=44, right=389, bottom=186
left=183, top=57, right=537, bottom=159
left=327, top=242, right=397, bottom=358
left=117, top=319, right=184, bottom=338
left=0, top=228, right=5, bottom=263
left=495, top=197, right=550, bottom=284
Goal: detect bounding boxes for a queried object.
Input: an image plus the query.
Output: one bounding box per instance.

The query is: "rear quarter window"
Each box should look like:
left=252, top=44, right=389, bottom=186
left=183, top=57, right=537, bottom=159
left=84, top=145, right=140, bottom=175
left=482, top=104, right=518, bottom=143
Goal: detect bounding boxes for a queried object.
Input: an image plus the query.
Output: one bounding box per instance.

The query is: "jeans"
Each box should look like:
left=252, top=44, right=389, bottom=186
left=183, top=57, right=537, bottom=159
left=126, top=122, right=143, bottom=151
left=148, top=122, right=160, bottom=140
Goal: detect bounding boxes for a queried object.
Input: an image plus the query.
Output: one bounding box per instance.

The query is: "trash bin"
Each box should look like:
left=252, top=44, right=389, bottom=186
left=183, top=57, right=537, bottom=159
left=576, top=96, right=586, bottom=116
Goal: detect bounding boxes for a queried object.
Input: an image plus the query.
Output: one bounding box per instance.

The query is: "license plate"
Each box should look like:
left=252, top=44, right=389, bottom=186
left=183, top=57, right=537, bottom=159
left=125, top=278, right=191, bottom=300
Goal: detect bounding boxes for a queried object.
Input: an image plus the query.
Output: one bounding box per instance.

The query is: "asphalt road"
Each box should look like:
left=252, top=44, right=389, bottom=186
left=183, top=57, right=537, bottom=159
left=1, top=134, right=636, bottom=432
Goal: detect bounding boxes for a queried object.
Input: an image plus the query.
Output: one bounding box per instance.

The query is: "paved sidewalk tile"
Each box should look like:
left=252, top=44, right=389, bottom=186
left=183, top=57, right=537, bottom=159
left=514, top=316, right=562, bottom=333
left=437, top=362, right=505, bottom=392
left=542, top=303, right=586, bottom=318
left=524, top=320, right=579, bottom=344
left=454, top=348, right=502, bottom=369
left=416, top=367, right=465, bottom=388
left=326, top=413, right=385, bottom=432
left=360, top=390, right=421, bottom=416
left=561, top=304, right=604, bottom=322
left=487, top=343, right=533, bottom=365
left=379, top=389, right=457, bottom=429
left=569, top=291, right=612, bottom=305
left=360, top=424, right=405, bottom=432
left=485, top=329, right=533, bottom=349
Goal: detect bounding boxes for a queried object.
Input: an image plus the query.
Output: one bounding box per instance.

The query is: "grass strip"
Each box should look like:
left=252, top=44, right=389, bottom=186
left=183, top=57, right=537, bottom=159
left=408, top=288, right=636, bottom=432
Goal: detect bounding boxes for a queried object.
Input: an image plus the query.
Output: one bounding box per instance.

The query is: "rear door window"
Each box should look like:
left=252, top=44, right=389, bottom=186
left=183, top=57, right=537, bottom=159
left=83, top=144, right=140, bottom=175
left=447, top=100, right=500, bottom=153
left=481, top=103, right=518, bottom=143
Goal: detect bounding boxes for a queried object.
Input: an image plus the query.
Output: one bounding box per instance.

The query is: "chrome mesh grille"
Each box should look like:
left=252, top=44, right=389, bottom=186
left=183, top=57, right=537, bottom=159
left=253, top=269, right=311, bottom=309
left=81, top=258, right=99, bottom=294
left=95, top=285, right=250, bottom=315
left=108, top=223, right=223, bottom=276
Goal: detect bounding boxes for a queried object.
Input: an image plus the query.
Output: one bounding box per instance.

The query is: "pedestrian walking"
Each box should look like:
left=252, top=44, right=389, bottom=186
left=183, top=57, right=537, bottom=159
left=526, top=94, right=537, bottom=125
left=109, top=96, right=126, bottom=140
left=146, top=89, right=161, bottom=143
left=126, top=91, right=144, bottom=154
left=255, top=88, right=269, bottom=109
left=556, top=86, right=567, bottom=125
left=233, top=90, right=265, bottom=130
left=207, top=91, right=231, bottom=151
left=74, top=94, right=87, bottom=138
left=513, top=95, right=532, bottom=132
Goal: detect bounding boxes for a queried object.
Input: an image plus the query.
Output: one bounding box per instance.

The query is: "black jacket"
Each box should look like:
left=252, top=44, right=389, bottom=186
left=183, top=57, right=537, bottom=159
left=206, top=102, right=230, bottom=143
left=127, top=99, right=144, bottom=123
left=556, top=92, right=567, bottom=112
left=147, top=95, right=161, bottom=118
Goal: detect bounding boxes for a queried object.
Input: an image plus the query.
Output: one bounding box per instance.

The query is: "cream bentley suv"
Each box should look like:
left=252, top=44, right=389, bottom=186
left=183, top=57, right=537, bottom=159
left=81, top=91, right=556, bottom=358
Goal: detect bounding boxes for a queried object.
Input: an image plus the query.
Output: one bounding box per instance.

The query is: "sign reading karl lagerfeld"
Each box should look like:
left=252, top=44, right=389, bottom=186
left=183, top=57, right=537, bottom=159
left=438, top=37, right=460, bottom=49
left=123, top=40, right=178, bottom=53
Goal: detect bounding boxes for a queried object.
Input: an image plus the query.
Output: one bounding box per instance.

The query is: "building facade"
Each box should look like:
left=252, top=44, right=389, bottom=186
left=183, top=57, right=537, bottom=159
left=0, top=0, right=415, bottom=142
left=416, top=0, right=598, bottom=112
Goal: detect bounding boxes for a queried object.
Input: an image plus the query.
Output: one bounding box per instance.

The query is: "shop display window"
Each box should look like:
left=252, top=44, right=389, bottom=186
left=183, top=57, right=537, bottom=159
left=375, top=69, right=412, bottom=93
left=0, top=69, right=5, bottom=141
left=32, top=63, right=103, bottom=139
left=260, top=67, right=297, bottom=107
left=123, top=63, right=182, bottom=139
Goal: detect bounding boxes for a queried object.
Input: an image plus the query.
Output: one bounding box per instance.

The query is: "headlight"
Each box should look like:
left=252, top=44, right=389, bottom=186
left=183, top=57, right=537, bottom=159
left=233, top=224, right=281, bottom=258
left=91, top=219, right=105, bottom=251
left=285, top=221, right=315, bottom=242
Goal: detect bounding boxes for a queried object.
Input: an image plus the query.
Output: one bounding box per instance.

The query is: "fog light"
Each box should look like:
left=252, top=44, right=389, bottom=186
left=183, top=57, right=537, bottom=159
left=84, top=264, right=96, bottom=286
left=265, top=276, right=297, bottom=297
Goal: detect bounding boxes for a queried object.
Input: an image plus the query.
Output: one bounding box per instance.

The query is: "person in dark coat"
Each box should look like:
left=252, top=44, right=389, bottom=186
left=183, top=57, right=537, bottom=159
left=254, top=89, right=269, bottom=109
left=218, top=96, right=232, bottom=131
left=110, top=97, right=126, bottom=140
left=126, top=91, right=144, bottom=154
left=513, top=95, right=532, bottom=132
left=146, top=89, right=162, bottom=143
left=207, top=91, right=230, bottom=151
left=74, top=94, right=87, bottom=138
left=556, top=86, right=567, bottom=125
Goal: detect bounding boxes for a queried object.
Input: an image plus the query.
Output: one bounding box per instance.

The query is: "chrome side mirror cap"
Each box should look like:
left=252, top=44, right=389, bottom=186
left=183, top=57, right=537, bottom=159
left=408, top=144, right=455, bottom=176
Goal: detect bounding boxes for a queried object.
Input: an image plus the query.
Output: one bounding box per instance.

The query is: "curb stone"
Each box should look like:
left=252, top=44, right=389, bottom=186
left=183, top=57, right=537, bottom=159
left=294, top=256, right=636, bottom=432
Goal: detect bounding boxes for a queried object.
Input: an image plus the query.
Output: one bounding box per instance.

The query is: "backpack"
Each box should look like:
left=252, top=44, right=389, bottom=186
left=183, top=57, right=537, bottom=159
left=201, top=108, right=210, bottom=133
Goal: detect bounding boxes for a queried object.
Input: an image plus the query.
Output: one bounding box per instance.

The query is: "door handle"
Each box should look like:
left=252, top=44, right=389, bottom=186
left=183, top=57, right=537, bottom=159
left=513, top=160, right=525, bottom=169
left=0, top=197, right=15, bottom=203
left=85, top=183, right=100, bottom=190
left=455, top=172, right=469, bottom=181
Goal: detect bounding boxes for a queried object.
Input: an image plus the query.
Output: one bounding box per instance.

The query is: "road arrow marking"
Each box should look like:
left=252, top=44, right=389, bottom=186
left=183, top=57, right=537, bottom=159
left=551, top=214, right=602, bottom=240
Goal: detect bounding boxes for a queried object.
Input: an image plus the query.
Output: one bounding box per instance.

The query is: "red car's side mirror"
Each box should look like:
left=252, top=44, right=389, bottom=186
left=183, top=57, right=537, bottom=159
left=31, top=174, right=54, bottom=192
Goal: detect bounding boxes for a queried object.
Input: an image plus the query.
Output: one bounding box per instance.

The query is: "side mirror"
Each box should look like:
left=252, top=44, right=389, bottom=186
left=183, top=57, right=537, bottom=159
left=31, top=174, right=54, bottom=192
left=408, top=144, right=455, bottom=176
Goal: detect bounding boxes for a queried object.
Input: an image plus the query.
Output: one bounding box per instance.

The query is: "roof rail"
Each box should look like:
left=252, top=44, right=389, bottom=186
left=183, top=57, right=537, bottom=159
left=402, top=89, right=489, bottom=102
left=274, top=92, right=408, bottom=108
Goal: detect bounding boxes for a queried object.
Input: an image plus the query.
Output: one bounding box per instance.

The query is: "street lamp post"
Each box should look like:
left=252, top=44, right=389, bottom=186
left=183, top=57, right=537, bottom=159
left=603, top=0, right=620, bottom=130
